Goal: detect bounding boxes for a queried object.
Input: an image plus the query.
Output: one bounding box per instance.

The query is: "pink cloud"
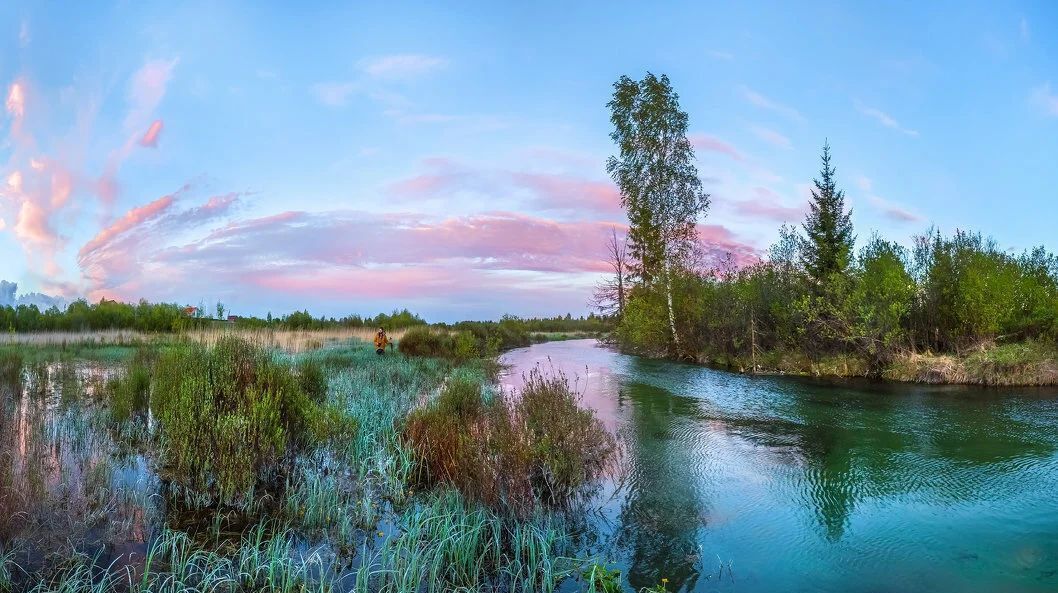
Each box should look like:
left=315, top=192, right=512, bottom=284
left=508, top=172, right=622, bottom=216
left=139, top=119, right=164, bottom=147
left=388, top=157, right=470, bottom=197
left=163, top=210, right=617, bottom=274
left=50, top=167, right=73, bottom=208
left=868, top=195, right=922, bottom=223
left=726, top=187, right=805, bottom=222
left=697, top=223, right=760, bottom=267
left=13, top=200, right=55, bottom=246
left=390, top=172, right=461, bottom=196
left=94, top=59, right=178, bottom=206
left=242, top=266, right=464, bottom=299
left=78, top=188, right=240, bottom=300
left=125, top=59, right=177, bottom=131
left=79, top=193, right=176, bottom=259
left=389, top=157, right=623, bottom=219
left=690, top=134, right=746, bottom=161
left=6, top=81, right=25, bottom=119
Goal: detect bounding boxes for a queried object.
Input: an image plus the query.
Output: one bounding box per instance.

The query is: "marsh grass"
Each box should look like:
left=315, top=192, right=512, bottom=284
left=884, top=340, right=1058, bottom=385
left=405, top=367, right=617, bottom=517
left=354, top=489, right=574, bottom=593
left=189, top=327, right=409, bottom=354
left=0, top=335, right=614, bottom=592
left=0, top=352, right=22, bottom=385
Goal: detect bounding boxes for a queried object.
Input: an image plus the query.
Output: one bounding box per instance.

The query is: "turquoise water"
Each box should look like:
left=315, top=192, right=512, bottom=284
left=501, top=339, right=1058, bottom=593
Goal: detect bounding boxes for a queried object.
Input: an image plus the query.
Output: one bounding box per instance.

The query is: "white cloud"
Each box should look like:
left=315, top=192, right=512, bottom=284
left=311, top=81, right=358, bottom=107
left=311, top=53, right=445, bottom=108
left=18, top=19, right=29, bottom=48
left=1031, top=83, right=1058, bottom=117
left=854, top=175, right=872, bottom=192
left=358, top=54, right=447, bottom=80
left=855, top=102, right=919, bottom=136
left=749, top=125, right=791, bottom=149
left=707, top=50, right=734, bottom=61
left=869, top=195, right=921, bottom=223
left=740, top=86, right=805, bottom=122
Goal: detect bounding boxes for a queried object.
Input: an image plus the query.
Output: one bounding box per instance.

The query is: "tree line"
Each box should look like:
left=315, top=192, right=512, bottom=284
left=599, top=73, right=1058, bottom=372
left=0, top=297, right=612, bottom=336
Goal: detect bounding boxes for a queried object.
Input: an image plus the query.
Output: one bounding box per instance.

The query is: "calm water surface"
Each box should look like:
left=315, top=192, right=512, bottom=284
left=501, top=339, right=1058, bottom=593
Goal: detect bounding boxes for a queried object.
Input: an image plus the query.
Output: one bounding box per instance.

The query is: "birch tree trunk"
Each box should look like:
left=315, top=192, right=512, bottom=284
left=665, top=258, right=680, bottom=350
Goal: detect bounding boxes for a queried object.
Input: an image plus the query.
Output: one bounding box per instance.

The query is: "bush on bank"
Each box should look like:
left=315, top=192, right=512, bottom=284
left=150, top=337, right=326, bottom=505
left=404, top=368, right=616, bottom=516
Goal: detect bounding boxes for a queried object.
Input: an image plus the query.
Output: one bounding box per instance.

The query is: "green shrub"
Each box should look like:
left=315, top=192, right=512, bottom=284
left=507, top=369, right=617, bottom=505
left=398, top=327, right=457, bottom=358
left=398, top=327, right=485, bottom=361
left=405, top=378, right=488, bottom=497
left=404, top=369, right=616, bottom=516
left=151, top=337, right=317, bottom=506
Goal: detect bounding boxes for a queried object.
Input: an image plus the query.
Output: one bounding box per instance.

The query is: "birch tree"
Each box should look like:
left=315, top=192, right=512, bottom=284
left=606, top=73, right=709, bottom=350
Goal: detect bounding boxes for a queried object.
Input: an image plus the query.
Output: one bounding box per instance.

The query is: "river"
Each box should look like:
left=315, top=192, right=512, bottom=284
left=500, top=339, right=1058, bottom=593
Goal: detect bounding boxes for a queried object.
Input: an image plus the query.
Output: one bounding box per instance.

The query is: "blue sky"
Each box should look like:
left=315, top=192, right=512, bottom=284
left=0, top=1, right=1055, bottom=320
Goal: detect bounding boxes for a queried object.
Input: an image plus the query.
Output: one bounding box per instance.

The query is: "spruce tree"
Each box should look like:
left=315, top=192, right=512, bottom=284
left=800, top=141, right=854, bottom=288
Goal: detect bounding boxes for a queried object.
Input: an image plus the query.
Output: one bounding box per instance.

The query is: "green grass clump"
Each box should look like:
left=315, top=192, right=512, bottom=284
left=106, top=348, right=156, bottom=422
left=295, top=357, right=328, bottom=403
left=355, top=489, right=573, bottom=593
left=0, top=350, right=22, bottom=384
left=583, top=562, right=623, bottom=593
left=151, top=337, right=318, bottom=506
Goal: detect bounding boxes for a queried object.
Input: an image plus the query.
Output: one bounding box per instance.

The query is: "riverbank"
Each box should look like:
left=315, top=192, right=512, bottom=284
left=694, top=340, right=1058, bottom=386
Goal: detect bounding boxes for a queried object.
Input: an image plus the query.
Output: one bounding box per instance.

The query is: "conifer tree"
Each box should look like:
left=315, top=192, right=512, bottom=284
left=800, top=141, right=854, bottom=288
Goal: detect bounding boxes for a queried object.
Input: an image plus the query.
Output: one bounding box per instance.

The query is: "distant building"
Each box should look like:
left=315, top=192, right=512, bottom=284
left=183, top=305, right=200, bottom=317
left=227, top=315, right=240, bottom=323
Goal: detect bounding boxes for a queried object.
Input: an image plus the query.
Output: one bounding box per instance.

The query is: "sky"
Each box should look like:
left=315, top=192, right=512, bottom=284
left=0, top=1, right=1056, bottom=321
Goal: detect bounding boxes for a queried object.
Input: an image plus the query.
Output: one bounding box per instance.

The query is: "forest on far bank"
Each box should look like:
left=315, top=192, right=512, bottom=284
left=597, top=73, right=1058, bottom=381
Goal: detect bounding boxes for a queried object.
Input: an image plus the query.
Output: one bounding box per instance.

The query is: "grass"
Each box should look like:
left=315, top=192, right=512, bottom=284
left=884, top=340, right=1058, bottom=385
left=0, top=351, right=22, bottom=384
left=188, top=326, right=409, bottom=353
left=0, top=332, right=617, bottom=592
left=353, top=489, right=575, bottom=593
left=405, top=367, right=617, bottom=516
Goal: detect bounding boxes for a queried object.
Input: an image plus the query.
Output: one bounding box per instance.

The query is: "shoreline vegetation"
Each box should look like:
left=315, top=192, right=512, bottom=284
left=0, top=329, right=640, bottom=592
left=695, top=341, right=1058, bottom=386
left=597, top=73, right=1058, bottom=388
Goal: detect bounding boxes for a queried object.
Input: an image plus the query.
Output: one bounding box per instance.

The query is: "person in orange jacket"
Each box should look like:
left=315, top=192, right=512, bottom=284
left=374, top=327, right=390, bottom=355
